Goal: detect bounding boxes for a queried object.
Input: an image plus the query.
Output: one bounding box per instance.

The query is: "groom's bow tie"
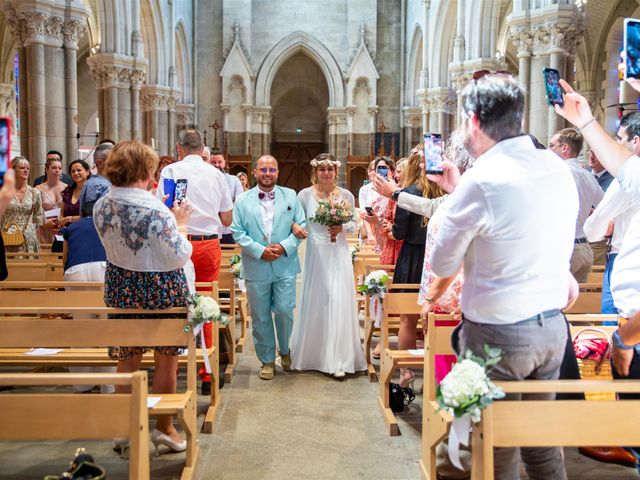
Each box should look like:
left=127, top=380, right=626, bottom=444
left=258, top=191, right=275, bottom=201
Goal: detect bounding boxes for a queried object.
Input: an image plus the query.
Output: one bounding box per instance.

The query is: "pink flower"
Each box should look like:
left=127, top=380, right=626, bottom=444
left=330, top=208, right=337, bottom=215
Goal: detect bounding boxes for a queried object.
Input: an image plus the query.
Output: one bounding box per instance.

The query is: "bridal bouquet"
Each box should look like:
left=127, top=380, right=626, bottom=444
left=437, top=346, right=505, bottom=469
left=184, top=293, right=226, bottom=332
left=229, top=254, right=242, bottom=279
left=357, top=270, right=389, bottom=328
left=310, top=195, right=353, bottom=242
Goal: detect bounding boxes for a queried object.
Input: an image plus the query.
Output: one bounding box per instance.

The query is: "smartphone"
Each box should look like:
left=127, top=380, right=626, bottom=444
left=0, top=117, right=10, bottom=188
left=364, top=206, right=374, bottom=215
left=543, top=67, right=563, bottom=107
left=423, top=133, right=443, bottom=174
left=625, top=18, right=640, bottom=79
left=163, top=178, right=176, bottom=208
left=376, top=165, right=389, bottom=179
left=175, top=179, right=188, bottom=205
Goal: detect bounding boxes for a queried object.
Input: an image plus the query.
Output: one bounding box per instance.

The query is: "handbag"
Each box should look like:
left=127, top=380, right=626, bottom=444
left=43, top=449, right=106, bottom=480
left=389, top=383, right=416, bottom=413
left=1, top=221, right=25, bottom=247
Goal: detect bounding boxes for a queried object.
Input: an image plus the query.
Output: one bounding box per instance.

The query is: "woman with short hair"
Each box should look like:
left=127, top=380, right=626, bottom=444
left=93, top=140, right=193, bottom=454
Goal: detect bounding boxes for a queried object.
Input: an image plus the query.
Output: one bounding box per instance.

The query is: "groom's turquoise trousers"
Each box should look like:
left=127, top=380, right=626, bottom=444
left=245, top=275, right=296, bottom=364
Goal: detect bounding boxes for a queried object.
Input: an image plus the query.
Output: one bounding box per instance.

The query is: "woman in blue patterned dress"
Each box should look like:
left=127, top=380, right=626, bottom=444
left=93, top=141, right=194, bottom=454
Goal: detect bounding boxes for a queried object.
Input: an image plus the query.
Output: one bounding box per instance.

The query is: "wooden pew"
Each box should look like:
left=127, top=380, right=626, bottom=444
left=0, top=281, right=221, bottom=435
left=564, top=283, right=602, bottom=314
left=4, top=251, right=64, bottom=261
left=362, top=264, right=394, bottom=381
left=419, top=313, right=632, bottom=480
left=5, top=262, right=64, bottom=281
left=378, top=284, right=430, bottom=436
left=0, top=371, right=150, bottom=480
left=587, top=271, right=604, bottom=284
left=0, top=305, right=199, bottom=480
left=470, top=380, right=640, bottom=479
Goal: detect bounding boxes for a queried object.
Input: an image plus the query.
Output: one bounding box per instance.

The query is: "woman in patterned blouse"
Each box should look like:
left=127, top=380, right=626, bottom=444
left=94, top=141, right=193, bottom=454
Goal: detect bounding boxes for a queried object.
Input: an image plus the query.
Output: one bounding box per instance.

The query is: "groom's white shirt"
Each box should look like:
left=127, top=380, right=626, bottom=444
left=258, top=188, right=276, bottom=243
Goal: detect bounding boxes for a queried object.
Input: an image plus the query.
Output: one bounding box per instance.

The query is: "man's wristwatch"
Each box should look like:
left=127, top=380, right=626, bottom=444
left=613, top=330, right=635, bottom=350
left=391, top=190, right=400, bottom=201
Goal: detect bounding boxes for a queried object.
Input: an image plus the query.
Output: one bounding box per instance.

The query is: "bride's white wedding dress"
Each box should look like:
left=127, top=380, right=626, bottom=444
left=291, top=187, right=367, bottom=375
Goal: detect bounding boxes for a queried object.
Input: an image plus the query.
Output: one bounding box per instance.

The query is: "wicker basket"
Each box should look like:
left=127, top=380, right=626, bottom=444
left=574, top=328, right=615, bottom=401
left=1, top=221, right=25, bottom=247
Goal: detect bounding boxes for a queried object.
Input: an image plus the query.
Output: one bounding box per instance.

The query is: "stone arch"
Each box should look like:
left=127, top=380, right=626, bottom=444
left=429, top=0, right=457, bottom=87
left=140, top=0, right=166, bottom=85
left=406, top=24, right=422, bottom=106
left=255, top=31, right=344, bottom=107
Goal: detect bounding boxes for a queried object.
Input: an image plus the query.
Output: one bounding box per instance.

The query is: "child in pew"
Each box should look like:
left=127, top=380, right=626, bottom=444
left=60, top=183, right=114, bottom=393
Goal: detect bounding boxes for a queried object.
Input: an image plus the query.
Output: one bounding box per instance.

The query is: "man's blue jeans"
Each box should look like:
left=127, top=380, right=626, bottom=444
left=601, top=252, right=618, bottom=324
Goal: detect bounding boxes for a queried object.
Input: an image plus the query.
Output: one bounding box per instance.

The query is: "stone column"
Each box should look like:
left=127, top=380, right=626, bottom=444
left=548, top=49, right=565, bottom=138
left=130, top=69, right=145, bottom=141
left=104, top=81, right=119, bottom=143
left=24, top=13, right=47, bottom=174
left=64, top=19, right=86, bottom=161
left=17, top=46, right=29, bottom=157
left=167, top=92, right=180, bottom=152
left=509, top=26, right=532, bottom=132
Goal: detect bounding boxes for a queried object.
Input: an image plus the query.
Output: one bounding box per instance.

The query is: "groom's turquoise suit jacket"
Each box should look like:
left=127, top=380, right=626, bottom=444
left=231, top=185, right=307, bottom=282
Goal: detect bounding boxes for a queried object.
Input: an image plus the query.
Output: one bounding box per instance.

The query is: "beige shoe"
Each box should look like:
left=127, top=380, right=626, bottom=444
left=280, top=352, right=291, bottom=371
left=259, top=362, right=276, bottom=380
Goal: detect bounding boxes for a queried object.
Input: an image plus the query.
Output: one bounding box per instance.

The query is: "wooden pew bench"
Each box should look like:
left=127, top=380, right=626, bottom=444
left=0, top=371, right=150, bottom=480
left=419, top=313, right=634, bottom=480
left=5, top=261, right=64, bottom=281
left=0, top=283, right=221, bottom=434
left=564, top=283, right=603, bottom=314
left=0, top=306, right=199, bottom=480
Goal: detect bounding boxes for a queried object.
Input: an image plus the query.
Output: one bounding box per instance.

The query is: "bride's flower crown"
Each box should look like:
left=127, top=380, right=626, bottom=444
left=310, top=158, right=342, bottom=168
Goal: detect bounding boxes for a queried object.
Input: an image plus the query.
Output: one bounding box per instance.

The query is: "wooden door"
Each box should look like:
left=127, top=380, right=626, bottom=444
left=273, top=143, right=323, bottom=191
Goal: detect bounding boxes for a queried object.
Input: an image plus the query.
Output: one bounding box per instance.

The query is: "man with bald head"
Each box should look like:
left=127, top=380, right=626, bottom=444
left=231, top=155, right=306, bottom=380
left=210, top=153, right=244, bottom=243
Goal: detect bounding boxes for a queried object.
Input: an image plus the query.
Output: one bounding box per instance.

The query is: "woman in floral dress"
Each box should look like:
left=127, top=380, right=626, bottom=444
left=0, top=156, right=47, bottom=253
left=93, top=141, right=194, bottom=454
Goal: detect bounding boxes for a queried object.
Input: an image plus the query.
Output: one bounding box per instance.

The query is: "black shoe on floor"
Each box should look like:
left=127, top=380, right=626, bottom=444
left=200, top=381, right=211, bottom=396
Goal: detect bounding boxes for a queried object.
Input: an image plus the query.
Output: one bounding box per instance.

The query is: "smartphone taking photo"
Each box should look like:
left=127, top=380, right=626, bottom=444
left=376, top=165, right=389, bottom=179
left=423, top=133, right=443, bottom=175
left=175, top=179, right=188, bottom=205
left=0, top=117, right=10, bottom=188
left=543, top=67, right=564, bottom=107
left=625, top=18, right=640, bottom=79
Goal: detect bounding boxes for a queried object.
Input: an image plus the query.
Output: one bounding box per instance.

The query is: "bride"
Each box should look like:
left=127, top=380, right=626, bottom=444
left=290, top=153, right=367, bottom=377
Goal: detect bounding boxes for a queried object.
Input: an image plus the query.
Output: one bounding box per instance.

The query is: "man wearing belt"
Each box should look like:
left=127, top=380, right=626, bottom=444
left=428, top=74, right=579, bottom=479
left=549, top=128, right=604, bottom=282
left=156, top=129, right=233, bottom=390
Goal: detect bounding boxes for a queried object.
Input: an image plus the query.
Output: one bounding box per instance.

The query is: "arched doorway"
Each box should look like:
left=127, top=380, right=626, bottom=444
left=270, top=52, right=329, bottom=191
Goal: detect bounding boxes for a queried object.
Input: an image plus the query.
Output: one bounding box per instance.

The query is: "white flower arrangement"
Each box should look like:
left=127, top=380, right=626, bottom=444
left=230, top=254, right=242, bottom=279
left=357, top=269, right=389, bottom=296
left=184, top=294, right=226, bottom=332
left=349, top=244, right=360, bottom=265
left=437, top=346, right=505, bottom=422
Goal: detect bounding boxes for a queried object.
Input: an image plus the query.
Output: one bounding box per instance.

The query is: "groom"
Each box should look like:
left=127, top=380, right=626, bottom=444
left=231, top=155, right=307, bottom=380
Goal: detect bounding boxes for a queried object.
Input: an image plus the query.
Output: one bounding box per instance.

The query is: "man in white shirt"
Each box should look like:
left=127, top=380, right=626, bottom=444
left=210, top=154, right=244, bottom=244
left=589, top=149, right=614, bottom=191
left=549, top=128, right=604, bottom=282
left=156, top=129, right=233, bottom=391
left=429, top=74, right=578, bottom=479
left=585, top=113, right=640, bottom=315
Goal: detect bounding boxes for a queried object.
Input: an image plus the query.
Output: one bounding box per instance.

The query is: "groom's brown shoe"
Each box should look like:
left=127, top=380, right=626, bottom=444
left=280, top=352, right=291, bottom=371
left=259, top=362, right=276, bottom=380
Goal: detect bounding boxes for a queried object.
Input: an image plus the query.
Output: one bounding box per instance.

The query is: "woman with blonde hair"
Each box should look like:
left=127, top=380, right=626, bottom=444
left=290, top=153, right=366, bottom=377
left=1, top=156, right=47, bottom=253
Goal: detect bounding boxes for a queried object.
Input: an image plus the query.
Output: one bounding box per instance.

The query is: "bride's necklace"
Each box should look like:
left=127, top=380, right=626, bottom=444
left=313, top=186, right=336, bottom=200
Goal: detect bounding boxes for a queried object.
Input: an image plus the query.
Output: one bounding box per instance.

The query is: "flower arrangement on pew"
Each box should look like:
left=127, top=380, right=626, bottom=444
left=357, top=269, right=389, bottom=327
left=230, top=254, right=242, bottom=279
left=437, top=346, right=505, bottom=469
left=349, top=244, right=360, bottom=265
left=184, top=294, right=226, bottom=333
left=309, top=195, right=353, bottom=243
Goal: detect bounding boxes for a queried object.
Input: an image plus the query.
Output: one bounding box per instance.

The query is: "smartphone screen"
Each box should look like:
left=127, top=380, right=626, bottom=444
left=175, top=179, right=188, bottom=205
left=376, top=166, right=388, bottom=179
left=625, top=18, right=640, bottom=79
left=543, top=68, right=563, bottom=107
left=423, top=133, right=443, bottom=174
left=0, top=117, right=10, bottom=188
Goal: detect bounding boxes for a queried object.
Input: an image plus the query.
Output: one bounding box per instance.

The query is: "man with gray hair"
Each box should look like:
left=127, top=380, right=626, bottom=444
left=429, top=73, right=579, bottom=479
left=210, top=154, right=244, bottom=244
left=79, top=142, right=113, bottom=213
left=156, top=129, right=233, bottom=394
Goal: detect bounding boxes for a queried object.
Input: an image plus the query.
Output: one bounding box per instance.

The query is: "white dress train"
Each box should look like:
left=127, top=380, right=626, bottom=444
left=290, top=187, right=367, bottom=375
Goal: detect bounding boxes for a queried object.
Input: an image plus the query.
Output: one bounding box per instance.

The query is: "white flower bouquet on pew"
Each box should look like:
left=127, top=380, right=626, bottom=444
left=357, top=270, right=389, bottom=328
left=184, top=294, right=226, bottom=333
left=437, top=346, right=505, bottom=469
left=349, top=244, right=360, bottom=265
left=229, top=254, right=242, bottom=279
